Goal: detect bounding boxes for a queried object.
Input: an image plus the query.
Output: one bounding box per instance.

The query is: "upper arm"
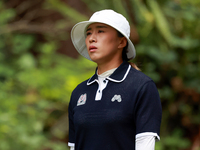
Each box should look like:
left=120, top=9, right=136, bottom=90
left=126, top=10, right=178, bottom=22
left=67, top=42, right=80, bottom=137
left=135, top=81, right=162, bottom=136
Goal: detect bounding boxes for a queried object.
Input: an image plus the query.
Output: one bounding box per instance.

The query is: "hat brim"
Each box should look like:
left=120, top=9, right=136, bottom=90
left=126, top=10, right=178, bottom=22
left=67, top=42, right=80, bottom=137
left=71, top=21, right=136, bottom=61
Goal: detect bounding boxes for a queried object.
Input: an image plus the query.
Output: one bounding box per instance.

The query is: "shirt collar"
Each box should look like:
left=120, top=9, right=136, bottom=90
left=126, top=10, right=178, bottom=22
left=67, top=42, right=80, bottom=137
left=87, top=61, right=131, bottom=85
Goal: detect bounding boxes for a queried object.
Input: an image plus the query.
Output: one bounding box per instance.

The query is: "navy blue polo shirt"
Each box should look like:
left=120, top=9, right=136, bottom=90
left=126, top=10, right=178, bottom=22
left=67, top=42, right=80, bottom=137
left=68, top=61, right=162, bottom=150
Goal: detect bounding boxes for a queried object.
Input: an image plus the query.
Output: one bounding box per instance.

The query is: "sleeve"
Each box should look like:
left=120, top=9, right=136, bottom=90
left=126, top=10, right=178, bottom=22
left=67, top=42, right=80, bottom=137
left=136, top=135, right=155, bottom=150
left=68, top=94, right=75, bottom=146
left=134, top=81, right=162, bottom=139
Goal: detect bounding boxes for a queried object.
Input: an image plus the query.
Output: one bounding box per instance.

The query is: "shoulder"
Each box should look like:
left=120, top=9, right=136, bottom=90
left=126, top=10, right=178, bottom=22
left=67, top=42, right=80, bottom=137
left=69, top=79, right=89, bottom=107
left=128, top=67, right=154, bottom=85
left=71, top=79, right=89, bottom=95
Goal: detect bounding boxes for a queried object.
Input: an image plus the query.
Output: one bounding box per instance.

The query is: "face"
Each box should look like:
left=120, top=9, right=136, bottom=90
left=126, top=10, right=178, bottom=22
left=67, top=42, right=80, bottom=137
left=85, top=23, right=125, bottom=65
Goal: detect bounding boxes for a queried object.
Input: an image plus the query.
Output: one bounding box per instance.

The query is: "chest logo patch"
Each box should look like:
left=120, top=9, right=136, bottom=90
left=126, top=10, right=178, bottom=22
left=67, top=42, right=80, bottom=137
left=77, top=93, right=87, bottom=106
left=111, top=95, right=122, bottom=102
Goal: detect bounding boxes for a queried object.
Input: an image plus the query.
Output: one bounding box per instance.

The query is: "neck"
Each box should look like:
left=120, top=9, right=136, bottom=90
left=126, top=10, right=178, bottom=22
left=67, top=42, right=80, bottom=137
left=97, top=59, right=123, bottom=75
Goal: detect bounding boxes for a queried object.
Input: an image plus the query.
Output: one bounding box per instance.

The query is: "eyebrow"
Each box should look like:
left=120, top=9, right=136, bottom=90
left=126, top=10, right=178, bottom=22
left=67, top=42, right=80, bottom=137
left=86, top=25, right=108, bottom=32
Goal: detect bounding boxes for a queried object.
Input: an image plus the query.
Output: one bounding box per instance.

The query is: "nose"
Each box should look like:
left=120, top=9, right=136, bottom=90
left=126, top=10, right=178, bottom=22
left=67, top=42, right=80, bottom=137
left=89, top=32, right=97, bottom=43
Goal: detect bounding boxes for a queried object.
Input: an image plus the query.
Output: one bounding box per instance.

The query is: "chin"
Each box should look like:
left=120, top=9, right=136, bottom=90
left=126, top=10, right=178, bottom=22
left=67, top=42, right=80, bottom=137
left=90, top=57, right=102, bottom=64
left=89, top=55, right=100, bottom=61
left=90, top=58, right=99, bottom=63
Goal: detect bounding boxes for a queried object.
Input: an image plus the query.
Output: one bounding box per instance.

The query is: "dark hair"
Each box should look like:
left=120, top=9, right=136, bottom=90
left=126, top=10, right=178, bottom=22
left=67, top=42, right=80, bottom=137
left=117, top=31, right=140, bottom=71
left=117, top=31, right=129, bottom=61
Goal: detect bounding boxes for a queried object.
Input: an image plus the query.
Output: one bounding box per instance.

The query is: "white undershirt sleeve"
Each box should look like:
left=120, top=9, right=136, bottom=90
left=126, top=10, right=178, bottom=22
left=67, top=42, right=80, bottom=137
left=68, top=142, right=75, bottom=150
left=69, top=146, right=74, bottom=150
left=136, top=135, right=155, bottom=150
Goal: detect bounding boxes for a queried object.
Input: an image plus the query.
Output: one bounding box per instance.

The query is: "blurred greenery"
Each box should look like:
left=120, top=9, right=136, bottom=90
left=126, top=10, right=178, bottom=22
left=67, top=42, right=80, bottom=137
left=0, top=0, right=200, bottom=149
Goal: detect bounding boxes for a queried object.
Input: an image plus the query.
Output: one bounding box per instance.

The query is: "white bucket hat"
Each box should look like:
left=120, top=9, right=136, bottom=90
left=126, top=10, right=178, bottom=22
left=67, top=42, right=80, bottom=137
left=71, top=9, right=136, bottom=61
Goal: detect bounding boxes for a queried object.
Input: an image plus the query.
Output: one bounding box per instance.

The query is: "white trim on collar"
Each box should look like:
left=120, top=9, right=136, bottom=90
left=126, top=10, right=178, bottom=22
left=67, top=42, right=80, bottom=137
left=87, top=78, right=98, bottom=85
left=87, top=63, right=131, bottom=85
left=107, top=65, right=131, bottom=83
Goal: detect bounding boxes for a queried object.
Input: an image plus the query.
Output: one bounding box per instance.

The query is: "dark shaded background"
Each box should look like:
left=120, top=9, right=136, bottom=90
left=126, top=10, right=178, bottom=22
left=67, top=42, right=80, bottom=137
left=0, top=0, right=199, bottom=149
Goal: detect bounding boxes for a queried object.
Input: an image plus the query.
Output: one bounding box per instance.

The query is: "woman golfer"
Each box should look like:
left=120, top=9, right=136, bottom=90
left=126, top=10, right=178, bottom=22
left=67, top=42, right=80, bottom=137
left=68, top=9, right=162, bottom=150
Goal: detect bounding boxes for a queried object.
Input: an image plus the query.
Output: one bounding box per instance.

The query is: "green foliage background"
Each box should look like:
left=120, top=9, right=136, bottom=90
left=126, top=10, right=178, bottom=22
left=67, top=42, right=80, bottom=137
left=0, top=0, right=200, bottom=149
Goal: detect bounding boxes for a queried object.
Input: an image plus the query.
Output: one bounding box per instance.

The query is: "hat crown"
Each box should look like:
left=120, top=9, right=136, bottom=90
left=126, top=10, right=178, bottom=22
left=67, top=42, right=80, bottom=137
left=89, top=10, right=130, bottom=38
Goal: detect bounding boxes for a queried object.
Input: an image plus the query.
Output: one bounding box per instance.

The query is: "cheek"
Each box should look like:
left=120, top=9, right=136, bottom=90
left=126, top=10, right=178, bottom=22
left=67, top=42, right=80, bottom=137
left=85, top=38, right=89, bottom=48
left=103, top=36, right=119, bottom=48
left=101, top=35, right=114, bottom=43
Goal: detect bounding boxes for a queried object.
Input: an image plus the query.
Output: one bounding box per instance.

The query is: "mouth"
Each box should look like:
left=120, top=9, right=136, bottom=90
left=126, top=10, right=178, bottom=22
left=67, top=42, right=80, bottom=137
left=89, top=45, right=97, bottom=52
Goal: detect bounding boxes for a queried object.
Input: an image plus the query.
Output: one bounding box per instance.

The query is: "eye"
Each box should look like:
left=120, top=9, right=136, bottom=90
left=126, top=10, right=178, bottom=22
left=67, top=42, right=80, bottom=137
left=98, top=30, right=104, bottom=33
left=86, top=32, right=91, bottom=36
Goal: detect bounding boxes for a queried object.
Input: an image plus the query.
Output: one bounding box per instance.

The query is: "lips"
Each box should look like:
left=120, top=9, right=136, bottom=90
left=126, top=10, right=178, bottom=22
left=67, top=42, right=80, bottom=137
left=89, top=45, right=97, bottom=52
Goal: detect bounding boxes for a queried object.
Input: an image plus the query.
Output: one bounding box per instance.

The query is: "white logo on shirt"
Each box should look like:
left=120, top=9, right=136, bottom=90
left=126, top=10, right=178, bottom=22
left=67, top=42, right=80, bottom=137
left=111, top=95, right=122, bottom=102
left=77, top=94, right=87, bottom=106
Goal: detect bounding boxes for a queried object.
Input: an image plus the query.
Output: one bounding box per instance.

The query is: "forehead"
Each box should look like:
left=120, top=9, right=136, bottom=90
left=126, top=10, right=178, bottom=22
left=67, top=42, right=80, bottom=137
left=86, top=23, right=114, bottom=31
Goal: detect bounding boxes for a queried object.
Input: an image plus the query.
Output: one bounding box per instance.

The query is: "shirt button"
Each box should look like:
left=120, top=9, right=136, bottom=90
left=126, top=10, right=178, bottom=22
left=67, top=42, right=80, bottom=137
left=103, top=80, right=106, bottom=83
left=98, top=90, right=100, bottom=93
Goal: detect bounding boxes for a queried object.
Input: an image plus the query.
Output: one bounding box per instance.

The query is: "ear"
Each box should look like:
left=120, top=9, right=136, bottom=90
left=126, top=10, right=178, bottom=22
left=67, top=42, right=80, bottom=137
left=118, top=37, right=127, bottom=49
